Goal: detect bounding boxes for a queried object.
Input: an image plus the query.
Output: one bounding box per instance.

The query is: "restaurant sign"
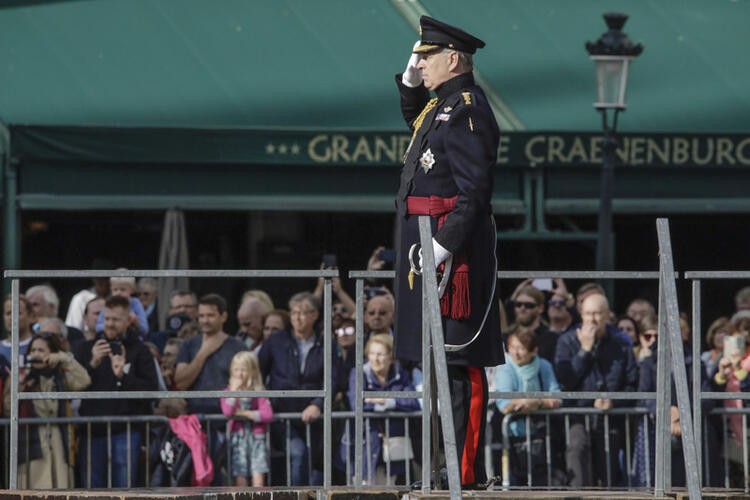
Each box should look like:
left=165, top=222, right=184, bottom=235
left=262, top=131, right=750, bottom=167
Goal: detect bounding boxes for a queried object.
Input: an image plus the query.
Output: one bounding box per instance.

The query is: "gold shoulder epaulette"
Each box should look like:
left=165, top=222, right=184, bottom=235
left=462, top=92, right=472, bottom=105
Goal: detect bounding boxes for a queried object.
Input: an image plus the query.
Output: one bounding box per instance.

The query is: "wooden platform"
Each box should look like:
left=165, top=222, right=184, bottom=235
left=1, top=487, right=749, bottom=500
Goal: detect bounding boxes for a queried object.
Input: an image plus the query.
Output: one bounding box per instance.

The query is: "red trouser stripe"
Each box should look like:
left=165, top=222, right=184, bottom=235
left=461, top=366, right=483, bottom=485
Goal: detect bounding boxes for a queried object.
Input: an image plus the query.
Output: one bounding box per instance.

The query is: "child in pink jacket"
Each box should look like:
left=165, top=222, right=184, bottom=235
left=221, top=351, right=273, bottom=487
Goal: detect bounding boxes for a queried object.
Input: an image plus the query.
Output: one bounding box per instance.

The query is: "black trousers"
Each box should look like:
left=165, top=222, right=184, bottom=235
left=565, top=418, right=623, bottom=487
left=448, top=365, right=488, bottom=486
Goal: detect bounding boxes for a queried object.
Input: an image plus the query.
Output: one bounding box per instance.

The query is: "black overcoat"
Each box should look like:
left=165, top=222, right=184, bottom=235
left=393, top=71, right=504, bottom=368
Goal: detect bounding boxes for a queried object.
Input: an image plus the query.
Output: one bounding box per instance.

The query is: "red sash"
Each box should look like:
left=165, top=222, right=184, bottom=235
left=406, top=195, right=470, bottom=320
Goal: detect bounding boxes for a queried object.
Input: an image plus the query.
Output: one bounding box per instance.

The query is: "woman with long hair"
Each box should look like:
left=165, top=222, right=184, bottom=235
left=3, top=331, right=90, bottom=488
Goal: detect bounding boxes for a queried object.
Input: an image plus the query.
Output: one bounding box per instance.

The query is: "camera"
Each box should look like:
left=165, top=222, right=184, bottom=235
left=378, top=248, right=396, bottom=264
left=23, top=354, right=43, bottom=369
left=364, top=286, right=388, bottom=301
left=322, top=253, right=337, bottom=269
left=109, top=340, right=123, bottom=356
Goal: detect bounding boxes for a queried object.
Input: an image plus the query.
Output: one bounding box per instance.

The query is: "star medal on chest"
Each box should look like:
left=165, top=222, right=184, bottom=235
left=420, top=148, right=435, bottom=174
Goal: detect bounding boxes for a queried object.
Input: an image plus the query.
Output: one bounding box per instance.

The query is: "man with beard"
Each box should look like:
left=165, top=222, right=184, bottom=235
left=75, top=295, right=158, bottom=487
left=174, top=293, right=245, bottom=484
left=507, top=285, right=556, bottom=363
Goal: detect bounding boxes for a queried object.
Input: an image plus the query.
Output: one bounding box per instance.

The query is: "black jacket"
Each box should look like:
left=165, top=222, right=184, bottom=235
left=74, top=330, right=159, bottom=434
left=258, top=329, right=340, bottom=417
left=554, top=324, right=638, bottom=408
left=393, top=72, right=503, bottom=367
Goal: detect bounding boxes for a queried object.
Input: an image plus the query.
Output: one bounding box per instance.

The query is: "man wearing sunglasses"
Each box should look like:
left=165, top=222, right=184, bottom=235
left=547, top=290, right=575, bottom=338
left=507, top=286, right=558, bottom=364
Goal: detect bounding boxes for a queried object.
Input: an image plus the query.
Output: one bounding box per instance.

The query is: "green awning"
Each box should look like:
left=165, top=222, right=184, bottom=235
left=2, top=0, right=750, bottom=223
left=1, top=0, right=749, bottom=132
left=416, top=0, right=750, bottom=132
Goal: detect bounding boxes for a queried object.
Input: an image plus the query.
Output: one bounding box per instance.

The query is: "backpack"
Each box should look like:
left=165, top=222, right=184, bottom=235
left=150, top=425, right=193, bottom=486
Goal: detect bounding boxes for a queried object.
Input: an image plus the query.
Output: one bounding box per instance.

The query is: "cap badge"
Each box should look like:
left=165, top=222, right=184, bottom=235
left=420, top=149, right=435, bottom=173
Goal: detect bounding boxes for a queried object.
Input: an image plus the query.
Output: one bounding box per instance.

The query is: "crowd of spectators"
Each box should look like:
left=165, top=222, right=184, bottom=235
left=2, top=255, right=750, bottom=489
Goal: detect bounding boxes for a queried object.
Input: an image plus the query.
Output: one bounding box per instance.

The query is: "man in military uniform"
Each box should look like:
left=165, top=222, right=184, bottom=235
left=393, top=16, right=504, bottom=488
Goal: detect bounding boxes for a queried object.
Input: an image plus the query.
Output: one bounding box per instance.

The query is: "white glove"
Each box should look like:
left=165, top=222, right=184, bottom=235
left=418, top=238, right=452, bottom=269
left=401, top=41, right=423, bottom=88
left=433, top=238, right=451, bottom=267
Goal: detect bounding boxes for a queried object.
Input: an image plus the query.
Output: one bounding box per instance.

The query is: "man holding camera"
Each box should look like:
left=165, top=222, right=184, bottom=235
left=74, top=294, right=159, bottom=487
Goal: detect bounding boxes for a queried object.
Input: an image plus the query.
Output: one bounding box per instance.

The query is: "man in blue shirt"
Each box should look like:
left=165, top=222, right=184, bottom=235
left=259, top=291, right=340, bottom=486
left=175, top=293, right=245, bottom=484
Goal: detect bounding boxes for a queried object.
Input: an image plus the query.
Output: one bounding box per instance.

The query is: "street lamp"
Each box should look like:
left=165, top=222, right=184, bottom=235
left=586, top=13, right=643, bottom=272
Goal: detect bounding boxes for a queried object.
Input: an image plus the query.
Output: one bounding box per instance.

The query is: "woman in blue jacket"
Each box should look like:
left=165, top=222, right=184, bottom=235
left=495, top=328, right=561, bottom=485
left=341, top=334, right=420, bottom=484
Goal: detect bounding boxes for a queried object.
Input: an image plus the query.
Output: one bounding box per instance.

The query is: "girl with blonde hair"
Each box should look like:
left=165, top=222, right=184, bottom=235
left=221, top=351, right=273, bottom=486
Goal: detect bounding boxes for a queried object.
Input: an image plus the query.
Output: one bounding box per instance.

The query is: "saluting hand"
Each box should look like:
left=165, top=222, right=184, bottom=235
left=402, top=41, right=423, bottom=88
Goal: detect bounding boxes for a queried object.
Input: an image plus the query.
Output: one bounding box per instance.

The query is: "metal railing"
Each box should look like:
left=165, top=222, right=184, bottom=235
left=686, top=269, right=750, bottom=494
left=3, top=269, right=338, bottom=491
left=0, top=217, right=725, bottom=498
left=0, top=410, right=424, bottom=489
left=494, top=407, right=652, bottom=488
left=7, top=404, right=750, bottom=492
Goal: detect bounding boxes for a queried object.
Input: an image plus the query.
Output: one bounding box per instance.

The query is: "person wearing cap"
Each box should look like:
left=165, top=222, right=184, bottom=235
left=393, top=15, right=504, bottom=489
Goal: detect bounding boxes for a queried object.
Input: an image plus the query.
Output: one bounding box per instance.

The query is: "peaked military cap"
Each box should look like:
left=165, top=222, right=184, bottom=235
left=413, top=16, right=486, bottom=54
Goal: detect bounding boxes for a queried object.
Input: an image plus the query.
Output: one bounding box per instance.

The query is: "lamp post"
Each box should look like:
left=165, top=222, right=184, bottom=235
left=586, top=13, right=643, bottom=272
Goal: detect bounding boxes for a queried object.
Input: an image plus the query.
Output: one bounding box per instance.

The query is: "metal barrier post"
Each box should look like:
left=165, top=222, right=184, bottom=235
left=418, top=215, right=461, bottom=500
left=501, top=413, right=511, bottom=488
left=421, top=296, right=432, bottom=492
left=353, top=278, right=365, bottom=485
left=8, top=279, right=20, bottom=490
left=525, top=415, right=532, bottom=487
left=323, top=278, right=332, bottom=490
left=692, top=279, right=703, bottom=486
left=655, top=270, right=672, bottom=495
left=656, top=218, right=702, bottom=499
